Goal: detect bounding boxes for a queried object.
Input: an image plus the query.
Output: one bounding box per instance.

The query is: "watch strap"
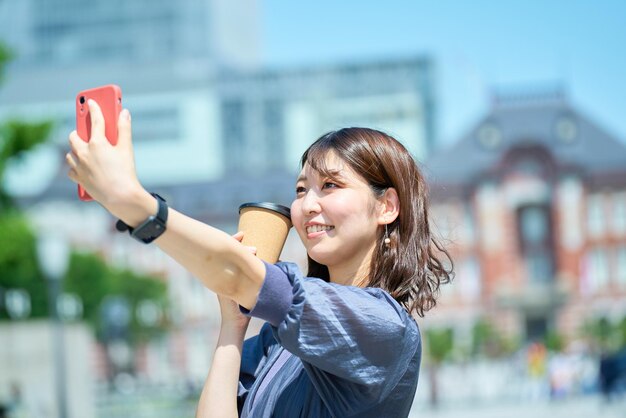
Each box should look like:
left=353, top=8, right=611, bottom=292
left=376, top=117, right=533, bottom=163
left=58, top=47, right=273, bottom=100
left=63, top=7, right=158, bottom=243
left=115, top=193, right=168, bottom=244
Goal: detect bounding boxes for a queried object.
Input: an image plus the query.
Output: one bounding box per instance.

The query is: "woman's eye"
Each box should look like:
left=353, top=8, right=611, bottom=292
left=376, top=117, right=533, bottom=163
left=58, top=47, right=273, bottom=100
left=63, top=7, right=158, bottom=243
left=322, top=182, right=338, bottom=189
left=295, top=186, right=306, bottom=195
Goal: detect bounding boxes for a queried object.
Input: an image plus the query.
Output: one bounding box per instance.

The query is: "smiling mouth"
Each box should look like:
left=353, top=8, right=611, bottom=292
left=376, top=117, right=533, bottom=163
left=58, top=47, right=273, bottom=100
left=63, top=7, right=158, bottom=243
left=306, top=225, right=335, bottom=234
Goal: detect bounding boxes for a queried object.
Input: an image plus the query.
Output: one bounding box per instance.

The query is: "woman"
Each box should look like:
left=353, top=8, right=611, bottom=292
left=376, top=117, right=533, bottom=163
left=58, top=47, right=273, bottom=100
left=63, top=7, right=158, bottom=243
left=67, top=100, right=452, bottom=417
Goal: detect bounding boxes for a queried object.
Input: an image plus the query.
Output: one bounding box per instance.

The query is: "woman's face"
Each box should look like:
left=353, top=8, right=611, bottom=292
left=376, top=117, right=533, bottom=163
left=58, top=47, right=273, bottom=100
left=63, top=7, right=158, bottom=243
left=291, top=152, right=382, bottom=276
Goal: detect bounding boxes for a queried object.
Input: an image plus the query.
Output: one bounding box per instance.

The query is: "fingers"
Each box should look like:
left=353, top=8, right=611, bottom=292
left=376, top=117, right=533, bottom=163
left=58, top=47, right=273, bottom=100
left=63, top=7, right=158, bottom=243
left=68, top=130, right=86, bottom=157
left=65, top=152, right=77, bottom=170
left=67, top=168, right=79, bottom=184
left=117, top=109, right=132, bottom=148
left=66, top=143, right=81, bottom=185
left=67, top=132, right=85, bottom=186
left=87, top=99, right=105, bottom=139
left=231, top=232, right=257, bottom=255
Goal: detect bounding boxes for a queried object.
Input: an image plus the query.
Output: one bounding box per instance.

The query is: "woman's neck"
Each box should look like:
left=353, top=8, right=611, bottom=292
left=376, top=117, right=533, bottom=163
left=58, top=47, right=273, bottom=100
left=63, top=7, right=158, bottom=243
left=328, top=244, right=375, bottom=287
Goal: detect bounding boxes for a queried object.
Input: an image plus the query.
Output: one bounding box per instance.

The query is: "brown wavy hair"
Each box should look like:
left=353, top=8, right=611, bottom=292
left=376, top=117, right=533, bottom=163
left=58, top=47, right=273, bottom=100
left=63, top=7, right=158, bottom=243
left=301, top=128, right=453, bottom=317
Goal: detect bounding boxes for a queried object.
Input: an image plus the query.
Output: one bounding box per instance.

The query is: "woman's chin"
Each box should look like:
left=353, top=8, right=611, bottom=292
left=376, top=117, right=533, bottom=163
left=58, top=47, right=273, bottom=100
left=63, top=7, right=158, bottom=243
left=307, top=249, right=337, bottom=266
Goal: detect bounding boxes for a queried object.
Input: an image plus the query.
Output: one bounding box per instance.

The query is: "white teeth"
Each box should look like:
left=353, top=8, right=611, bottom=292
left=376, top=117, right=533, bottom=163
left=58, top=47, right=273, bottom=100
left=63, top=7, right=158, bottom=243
left=306, top=225, right=334, bottom=234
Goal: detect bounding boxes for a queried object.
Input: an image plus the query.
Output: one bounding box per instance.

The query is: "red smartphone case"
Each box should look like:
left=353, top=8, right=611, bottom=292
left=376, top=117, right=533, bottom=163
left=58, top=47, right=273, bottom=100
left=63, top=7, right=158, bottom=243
left=75, top=84, right=123, bottom=201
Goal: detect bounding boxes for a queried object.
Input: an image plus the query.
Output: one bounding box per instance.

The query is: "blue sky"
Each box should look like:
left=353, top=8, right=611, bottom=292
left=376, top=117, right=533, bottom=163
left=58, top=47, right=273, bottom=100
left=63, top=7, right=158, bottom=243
left=261, top=1, right=626, bottom=146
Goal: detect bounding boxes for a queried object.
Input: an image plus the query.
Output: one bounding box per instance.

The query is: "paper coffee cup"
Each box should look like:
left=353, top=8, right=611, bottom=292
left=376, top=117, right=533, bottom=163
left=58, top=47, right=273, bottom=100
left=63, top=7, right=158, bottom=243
left=238, top=202, right=292, bottom=264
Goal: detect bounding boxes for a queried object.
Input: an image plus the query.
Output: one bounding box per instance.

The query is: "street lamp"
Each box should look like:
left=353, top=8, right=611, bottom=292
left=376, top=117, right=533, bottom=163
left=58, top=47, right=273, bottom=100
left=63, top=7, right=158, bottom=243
left=36, top=232, right=70, bottom=418
left=4, top=288, right=31, bottom=407
left=136, top=299, right=161, bottom=328
left=57, top=293, right=83, bottom=322
left=101, top=296, right=132, bottom=384
left=4, top=289, right=31, bottom=320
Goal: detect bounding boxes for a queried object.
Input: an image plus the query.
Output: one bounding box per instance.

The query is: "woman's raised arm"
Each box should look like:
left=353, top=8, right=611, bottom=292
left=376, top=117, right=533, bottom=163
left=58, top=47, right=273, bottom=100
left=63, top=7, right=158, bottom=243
left=66, top=99, right=265, bottom=309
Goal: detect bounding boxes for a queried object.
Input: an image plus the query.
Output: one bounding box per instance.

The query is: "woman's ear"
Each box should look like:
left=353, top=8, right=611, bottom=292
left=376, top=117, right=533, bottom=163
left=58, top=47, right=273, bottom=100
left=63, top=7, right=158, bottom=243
left=377, top=187, right=400, bottom=225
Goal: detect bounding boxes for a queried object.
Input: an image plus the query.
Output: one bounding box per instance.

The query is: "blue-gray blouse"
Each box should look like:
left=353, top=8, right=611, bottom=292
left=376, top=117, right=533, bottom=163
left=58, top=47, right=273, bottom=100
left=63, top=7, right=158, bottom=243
left=237, top=262, right=422, bottom=417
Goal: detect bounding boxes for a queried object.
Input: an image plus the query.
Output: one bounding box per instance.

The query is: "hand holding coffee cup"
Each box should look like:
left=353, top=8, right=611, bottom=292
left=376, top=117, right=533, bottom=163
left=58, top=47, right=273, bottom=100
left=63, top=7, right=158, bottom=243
left=238, top=202, right=292, bottom=264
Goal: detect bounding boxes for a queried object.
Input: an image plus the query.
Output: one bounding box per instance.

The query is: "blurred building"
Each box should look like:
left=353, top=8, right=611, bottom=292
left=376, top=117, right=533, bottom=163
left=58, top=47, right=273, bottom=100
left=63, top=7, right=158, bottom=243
left=215, top=58, right=435, bottom=176
left=0, top=0, right=260, bottom=71
left=425, top=87, right=626, bottom=344
left=0, top=0, right=260, bottom=196
left=0, top=0, right=433, bottom=195
left=0, top=0, right=437, bottom=386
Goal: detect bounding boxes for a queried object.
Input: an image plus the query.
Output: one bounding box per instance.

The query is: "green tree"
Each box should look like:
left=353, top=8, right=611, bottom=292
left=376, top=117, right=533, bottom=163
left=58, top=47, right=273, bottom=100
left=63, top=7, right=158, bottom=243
left=0, top=40, right=167, bottom=340
left=64, top=251, right=168, bottom=342
left=0, top=41, right=12, bottom=83
left=545, top=329, right=565, bottom=352
left=63, top=252, right=111, bottom=327
left=471, top=319, right=494, bottom=356
left=0, top=39, right=54, bottom=316
left=425, top=327, right=454, bottom=408
left=0, top=41, right=53, bottom=210
left=471, top=318, right=519, bottom=358
left=113, top=268, right=169, bottom=342
left=0, top=212, right=48, bottom=319
left=582, top=316, right=619, bottom=353
left=618, top=316, right=626, bottom=349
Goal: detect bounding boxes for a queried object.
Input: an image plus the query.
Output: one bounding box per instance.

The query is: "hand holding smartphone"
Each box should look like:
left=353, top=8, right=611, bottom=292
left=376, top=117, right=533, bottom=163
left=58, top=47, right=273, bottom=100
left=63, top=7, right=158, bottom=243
left=75, top=84, right=123, bottom=201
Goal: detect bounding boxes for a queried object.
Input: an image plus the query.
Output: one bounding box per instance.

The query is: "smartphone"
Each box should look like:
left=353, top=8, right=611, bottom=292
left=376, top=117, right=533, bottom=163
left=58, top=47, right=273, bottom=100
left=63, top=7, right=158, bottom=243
left=75, top=84, right=123, bottom=201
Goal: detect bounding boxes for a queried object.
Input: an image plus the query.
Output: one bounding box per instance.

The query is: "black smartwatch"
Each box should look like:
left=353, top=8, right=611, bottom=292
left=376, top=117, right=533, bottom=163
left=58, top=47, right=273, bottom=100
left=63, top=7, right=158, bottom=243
left=116, top=193, right=168, bottom=244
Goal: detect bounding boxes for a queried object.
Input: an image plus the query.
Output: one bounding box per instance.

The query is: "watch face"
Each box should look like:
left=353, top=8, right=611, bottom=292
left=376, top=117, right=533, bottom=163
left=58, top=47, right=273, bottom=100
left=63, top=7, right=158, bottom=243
left=132, top=216, right=166, bottom=243
left=142, top=221, right=165, bottom=236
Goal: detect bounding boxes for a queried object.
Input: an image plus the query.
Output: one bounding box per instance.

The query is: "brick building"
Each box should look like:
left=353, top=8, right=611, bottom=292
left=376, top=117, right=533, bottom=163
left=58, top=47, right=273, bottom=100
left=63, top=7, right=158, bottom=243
left=425, top=88, right=626, bottom=344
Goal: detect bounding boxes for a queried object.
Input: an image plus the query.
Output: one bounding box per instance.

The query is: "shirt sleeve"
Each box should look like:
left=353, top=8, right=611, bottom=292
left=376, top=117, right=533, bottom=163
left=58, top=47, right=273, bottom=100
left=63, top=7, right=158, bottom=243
left=242, top=261, right=421, bottom=412
left=236, top=322, right=276, bottom=415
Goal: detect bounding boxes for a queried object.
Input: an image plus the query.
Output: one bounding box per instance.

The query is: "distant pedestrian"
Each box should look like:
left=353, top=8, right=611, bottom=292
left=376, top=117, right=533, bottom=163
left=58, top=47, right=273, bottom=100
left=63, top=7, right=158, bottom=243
left=526, top=342, right=548, bottom=400
left=599, top=348, right=626, bottom=401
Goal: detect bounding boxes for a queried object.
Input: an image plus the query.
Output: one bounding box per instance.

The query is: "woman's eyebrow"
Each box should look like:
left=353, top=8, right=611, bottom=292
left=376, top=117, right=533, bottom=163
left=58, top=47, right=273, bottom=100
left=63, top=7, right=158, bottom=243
left=323, top=169, right=346, bottom=180
left=296, top=168, right=345, bottom=184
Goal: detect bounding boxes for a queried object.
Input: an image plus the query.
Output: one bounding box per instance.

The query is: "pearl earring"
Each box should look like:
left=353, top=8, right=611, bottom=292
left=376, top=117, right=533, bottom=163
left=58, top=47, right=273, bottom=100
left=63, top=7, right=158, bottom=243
left=384, top=224, right=391, bottom=247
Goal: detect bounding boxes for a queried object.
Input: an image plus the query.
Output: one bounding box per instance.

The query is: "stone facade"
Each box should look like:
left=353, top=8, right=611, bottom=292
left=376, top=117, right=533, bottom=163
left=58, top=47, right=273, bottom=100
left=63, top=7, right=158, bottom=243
left=425, top=88, right=626, bottom=344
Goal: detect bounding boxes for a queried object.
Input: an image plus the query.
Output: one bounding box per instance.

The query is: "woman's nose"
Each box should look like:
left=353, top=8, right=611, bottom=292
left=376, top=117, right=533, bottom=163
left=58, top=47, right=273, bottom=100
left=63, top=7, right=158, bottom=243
left=301, top=190, right=322, bottom=215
